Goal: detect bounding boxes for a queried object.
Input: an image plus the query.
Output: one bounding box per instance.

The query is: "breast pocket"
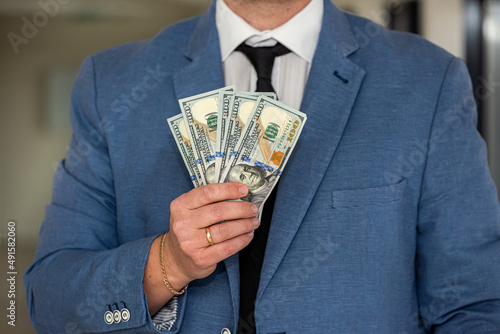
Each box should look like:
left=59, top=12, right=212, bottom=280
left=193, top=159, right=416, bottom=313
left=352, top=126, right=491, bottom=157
left=328, top=179, right=412, bottom=254
left=332, top=179, right=407, bottom=209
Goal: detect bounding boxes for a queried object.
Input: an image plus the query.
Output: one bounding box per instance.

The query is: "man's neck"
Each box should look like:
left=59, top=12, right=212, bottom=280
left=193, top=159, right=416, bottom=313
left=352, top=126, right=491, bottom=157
left=223, top=0, right=313, bottom=31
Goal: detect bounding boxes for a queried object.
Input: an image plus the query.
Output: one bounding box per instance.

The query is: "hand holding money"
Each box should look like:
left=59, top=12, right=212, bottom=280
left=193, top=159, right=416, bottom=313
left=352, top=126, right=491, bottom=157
left=162, top=183, right=259, bottom=283
left=145, top=182, right=259, bottom=314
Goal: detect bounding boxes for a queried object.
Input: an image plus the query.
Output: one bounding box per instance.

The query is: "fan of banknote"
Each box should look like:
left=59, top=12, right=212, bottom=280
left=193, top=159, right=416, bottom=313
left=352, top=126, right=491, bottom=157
left=168, top=86, right=307, bottom=210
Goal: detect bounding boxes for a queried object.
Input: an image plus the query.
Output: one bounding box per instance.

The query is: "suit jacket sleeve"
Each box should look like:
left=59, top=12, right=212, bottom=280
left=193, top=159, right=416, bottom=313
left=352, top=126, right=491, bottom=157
left=23, top=57, right=185, bottom=334
left=416, top=57, right=500, bottom=332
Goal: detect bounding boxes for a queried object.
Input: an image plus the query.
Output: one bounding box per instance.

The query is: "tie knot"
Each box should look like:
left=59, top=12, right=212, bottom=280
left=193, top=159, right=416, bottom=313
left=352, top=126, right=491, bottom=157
left=235, top=42, right=291, bottom=93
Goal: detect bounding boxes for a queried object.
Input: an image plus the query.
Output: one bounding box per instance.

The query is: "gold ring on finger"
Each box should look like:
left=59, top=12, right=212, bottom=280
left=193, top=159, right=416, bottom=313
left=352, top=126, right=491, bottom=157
left=205, top=226, right=214, bottom=246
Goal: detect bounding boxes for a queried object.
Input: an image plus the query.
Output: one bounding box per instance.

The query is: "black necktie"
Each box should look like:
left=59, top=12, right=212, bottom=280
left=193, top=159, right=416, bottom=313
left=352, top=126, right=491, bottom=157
left=236, top=42, right=290, bottom=334
left=235, top=42, right=291, bottom=93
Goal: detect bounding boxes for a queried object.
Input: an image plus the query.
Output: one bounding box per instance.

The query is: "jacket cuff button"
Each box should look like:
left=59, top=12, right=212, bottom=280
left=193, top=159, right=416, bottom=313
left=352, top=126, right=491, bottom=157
left=113, top=309, right=122, bottom=323
left=121, top=308, right=130, bottom=322
left=104, top=311, right=113, bottom=325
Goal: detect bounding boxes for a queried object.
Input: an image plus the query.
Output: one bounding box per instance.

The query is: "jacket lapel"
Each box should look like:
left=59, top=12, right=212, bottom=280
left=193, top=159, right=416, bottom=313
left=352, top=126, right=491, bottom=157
left=172, top=2, right=225, bottom=100
left=257, top=0, right=367, bottom=301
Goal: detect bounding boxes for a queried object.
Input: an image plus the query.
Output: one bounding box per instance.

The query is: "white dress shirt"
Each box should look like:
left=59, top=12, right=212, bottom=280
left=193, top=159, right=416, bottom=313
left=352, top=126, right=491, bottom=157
left=216, top=0, right=323, bottom=110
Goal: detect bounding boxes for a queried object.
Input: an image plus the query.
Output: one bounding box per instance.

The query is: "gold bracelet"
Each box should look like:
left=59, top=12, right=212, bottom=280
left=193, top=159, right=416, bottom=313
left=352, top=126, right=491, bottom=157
left=160, top=233, right=188, bottom=295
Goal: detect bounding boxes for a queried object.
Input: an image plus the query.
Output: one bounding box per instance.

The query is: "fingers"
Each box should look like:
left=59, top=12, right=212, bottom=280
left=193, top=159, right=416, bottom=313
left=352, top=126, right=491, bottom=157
left=190, top=200, right=259, bottom=229
left=205, top=217, right=260, bottom=246
left=203, top=229, right=256, bottom=265
left=178, top=183, right=249, bottom=210
left=163, top=217, right=260, bottom=282
left=197, top=217, right=260, bottom=269
left=165, top=183, right=260, bottom=282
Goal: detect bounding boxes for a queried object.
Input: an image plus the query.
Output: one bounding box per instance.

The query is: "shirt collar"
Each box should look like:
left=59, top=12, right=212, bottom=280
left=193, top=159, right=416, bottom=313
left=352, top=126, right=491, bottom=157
left=216, top=0, right=323, bottom=63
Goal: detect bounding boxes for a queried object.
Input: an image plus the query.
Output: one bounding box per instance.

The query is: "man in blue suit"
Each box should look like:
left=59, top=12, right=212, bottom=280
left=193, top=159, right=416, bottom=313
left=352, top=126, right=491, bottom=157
left=25, top=0, right=500, bottom=333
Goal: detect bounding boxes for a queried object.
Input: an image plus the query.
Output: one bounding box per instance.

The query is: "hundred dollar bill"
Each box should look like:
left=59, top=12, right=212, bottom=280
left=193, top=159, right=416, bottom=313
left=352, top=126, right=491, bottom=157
left=214, top=91, right=234, bottom=183
left=179, top=86, right=234, bottom=185
left=167, top=114, right=201, bottom=187
left=220, top=96, right=307, bottom=210
left=218, top=92, right=276, bottom=183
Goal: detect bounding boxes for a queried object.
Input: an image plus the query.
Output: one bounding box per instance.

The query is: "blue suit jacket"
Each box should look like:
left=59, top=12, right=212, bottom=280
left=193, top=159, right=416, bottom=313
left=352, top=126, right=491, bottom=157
left=25, top=1, right=500, bottom=333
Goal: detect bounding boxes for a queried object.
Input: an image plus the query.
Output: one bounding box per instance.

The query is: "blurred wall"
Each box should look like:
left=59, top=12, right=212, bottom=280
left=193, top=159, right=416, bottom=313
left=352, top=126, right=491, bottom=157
left=334, top=0, right=464, bottom=58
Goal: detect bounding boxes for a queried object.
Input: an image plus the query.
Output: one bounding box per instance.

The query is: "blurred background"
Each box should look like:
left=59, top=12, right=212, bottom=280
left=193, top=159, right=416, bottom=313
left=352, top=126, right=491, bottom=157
left=0, top=0, right=499, bottom=332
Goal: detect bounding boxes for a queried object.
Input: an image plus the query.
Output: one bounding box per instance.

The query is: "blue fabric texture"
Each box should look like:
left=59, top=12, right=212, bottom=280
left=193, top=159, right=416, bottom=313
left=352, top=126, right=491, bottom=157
left=24, top=0, right=500, bottom=333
